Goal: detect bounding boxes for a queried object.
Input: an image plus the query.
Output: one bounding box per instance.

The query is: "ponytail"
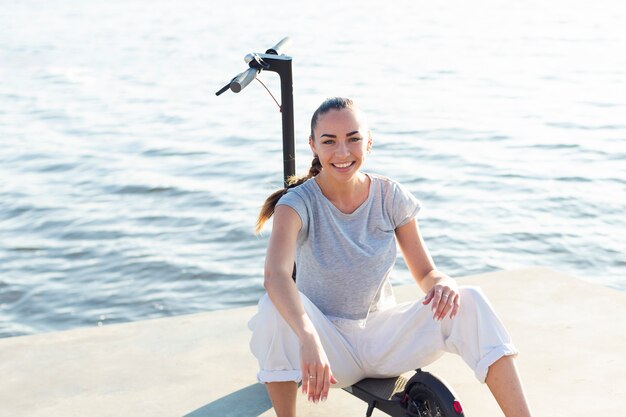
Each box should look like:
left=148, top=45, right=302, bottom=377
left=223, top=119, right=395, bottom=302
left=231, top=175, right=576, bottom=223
left=255, top=155, right=322, bottom=233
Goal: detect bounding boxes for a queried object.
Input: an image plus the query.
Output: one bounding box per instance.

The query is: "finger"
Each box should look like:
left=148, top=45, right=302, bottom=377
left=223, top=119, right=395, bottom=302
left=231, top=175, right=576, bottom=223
left=308, top=368, right=321, bottom=402
left=308, top=372, right=317, bottom=402
left=431, top=287, right=443, bottom=318
left=321, top=367, right=337, bottom=401
left=450, top=294, right=460, bottom=319
left=442, top=292, right=460, bottom=319
left=301, top=368, right=309, bottom=395
left=434, top=297, right=445, bottom=319
left=423, top=288, right=434, bottom=305
left=307, top=373, right=315, bottom=402
left=314, top=368, right=324, bottom=402
left=300, top=372, right=307, bottom=395
left=435, top=291, right=452, bottom=319
left=320, top=367, right=330, bottom=402
left=431, top=288, right=444, bottom=315
left=438, top=295, right=454, bottom=320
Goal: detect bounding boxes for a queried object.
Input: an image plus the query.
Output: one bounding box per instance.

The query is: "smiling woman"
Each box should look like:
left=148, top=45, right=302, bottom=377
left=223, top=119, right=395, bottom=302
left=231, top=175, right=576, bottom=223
left=249, top=97, right=533, bottom=417
left=308, top=100, right=373, bottom=214
left=255, top=97, right=371, bottom=231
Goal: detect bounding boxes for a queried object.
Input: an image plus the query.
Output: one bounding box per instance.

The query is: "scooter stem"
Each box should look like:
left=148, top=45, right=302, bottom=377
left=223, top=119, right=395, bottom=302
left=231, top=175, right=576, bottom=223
left=251, top=53, right=295, bottom=187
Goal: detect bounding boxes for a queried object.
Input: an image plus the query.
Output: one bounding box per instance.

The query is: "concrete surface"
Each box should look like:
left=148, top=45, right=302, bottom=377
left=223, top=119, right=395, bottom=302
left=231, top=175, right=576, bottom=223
left=0, top=267, right=624, bottom=416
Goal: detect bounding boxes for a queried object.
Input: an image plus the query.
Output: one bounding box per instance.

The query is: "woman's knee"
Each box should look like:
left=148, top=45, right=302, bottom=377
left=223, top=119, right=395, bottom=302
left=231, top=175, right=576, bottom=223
left=459, top=286, right=487, bottom=305
left=454, top=286, right=492, bottom=320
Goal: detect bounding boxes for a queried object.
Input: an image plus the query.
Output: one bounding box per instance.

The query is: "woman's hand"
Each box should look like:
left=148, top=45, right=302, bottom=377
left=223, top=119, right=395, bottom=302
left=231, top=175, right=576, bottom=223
left=299, top=334, right=337, bottom=403
left=395, top=221, right=460, bottom=321
left=422, top=275, right=460, bottom=320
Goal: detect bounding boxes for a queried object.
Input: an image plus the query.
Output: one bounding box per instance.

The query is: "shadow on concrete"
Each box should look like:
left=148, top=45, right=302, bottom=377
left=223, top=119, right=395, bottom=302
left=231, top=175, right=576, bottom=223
left=185, top=383, right=272, bottom=417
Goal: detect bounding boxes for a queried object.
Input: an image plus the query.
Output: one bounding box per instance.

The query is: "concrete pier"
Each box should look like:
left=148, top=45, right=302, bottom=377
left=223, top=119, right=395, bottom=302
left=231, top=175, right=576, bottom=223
left=1, top=267, right=624, bottom=416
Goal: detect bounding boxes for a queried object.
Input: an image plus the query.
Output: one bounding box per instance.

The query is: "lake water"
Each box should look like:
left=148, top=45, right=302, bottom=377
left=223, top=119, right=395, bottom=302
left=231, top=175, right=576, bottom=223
left=1, top=0, right=625, bottom=338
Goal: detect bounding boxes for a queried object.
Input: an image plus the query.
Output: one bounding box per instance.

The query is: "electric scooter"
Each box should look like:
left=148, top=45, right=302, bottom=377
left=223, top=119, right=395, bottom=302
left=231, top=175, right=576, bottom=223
left=216, top=38, right=465, bottom=417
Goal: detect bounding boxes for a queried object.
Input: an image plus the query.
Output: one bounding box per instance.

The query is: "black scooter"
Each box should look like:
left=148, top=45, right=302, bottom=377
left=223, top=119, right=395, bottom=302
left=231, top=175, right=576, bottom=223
left=216, top=38, right=465, bottom=417
left=345, top=369, right=464, bottom=417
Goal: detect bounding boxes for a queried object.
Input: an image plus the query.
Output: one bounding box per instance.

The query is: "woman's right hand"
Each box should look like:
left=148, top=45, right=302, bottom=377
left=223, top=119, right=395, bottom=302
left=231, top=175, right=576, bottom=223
left=299, top=333, right=337, bottom=403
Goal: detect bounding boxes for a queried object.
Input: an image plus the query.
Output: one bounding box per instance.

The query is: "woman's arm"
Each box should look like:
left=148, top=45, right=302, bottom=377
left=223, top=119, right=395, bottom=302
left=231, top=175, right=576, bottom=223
left=264, top=205, right=314, bottom=340
left=395, top=218, right=460, bottom=320
left=263, top=205, right=336, bottom=401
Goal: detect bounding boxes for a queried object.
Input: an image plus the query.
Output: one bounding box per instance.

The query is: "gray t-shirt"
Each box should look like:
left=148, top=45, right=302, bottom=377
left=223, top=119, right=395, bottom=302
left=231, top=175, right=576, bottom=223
left=276, top=173, right=421, bottom=321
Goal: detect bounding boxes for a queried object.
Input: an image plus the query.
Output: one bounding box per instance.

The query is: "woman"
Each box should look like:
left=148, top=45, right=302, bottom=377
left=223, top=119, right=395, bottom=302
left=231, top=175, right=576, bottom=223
left=249, top=97, right=533, bottom=417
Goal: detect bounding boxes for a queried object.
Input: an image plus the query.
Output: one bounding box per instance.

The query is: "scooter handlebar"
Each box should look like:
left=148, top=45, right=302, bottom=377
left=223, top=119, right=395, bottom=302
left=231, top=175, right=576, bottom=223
left=215, top=37, right=290, bottom=96
left=266, top=37, right=292, bottom=55
left=230, top=67, right=258, bottom=93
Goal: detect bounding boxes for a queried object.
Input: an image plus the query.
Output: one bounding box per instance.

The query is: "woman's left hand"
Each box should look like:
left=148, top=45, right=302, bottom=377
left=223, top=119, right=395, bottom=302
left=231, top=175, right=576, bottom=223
left=422, top=276, right=460, bottom=321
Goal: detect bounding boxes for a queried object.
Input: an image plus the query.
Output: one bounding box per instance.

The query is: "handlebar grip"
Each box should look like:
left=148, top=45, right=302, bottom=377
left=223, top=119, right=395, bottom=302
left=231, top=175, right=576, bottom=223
left=230, top=67, right=258, bottom=93
left=266, top=37, right=292, bottom=55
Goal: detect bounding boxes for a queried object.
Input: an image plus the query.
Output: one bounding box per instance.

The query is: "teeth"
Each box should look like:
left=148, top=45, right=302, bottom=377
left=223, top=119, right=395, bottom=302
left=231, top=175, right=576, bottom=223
left=334, top=162, right=352, bottom=168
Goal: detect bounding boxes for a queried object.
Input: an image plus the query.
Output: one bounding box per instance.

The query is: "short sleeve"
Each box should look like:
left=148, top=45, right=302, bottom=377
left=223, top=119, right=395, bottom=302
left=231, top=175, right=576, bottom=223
left=276, top=189, right=309, bottom=232
left=391, top=181, right=421, bottom=228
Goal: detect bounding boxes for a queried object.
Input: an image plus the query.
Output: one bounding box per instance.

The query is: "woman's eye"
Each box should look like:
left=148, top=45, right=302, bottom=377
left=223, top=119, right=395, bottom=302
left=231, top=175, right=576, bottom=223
left=322, top=140, right=334, bottom=145
left=350, top=137, right=362, bottom=142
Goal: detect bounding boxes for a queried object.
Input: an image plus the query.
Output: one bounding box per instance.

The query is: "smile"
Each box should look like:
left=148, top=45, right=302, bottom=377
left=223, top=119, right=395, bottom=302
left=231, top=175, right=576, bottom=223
left=332, top=162, right=355, bottom=169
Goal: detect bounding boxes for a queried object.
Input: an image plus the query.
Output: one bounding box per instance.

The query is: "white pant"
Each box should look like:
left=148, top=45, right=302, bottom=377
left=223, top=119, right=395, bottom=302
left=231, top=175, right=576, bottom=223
left=248, top=286, right=517, bottom=387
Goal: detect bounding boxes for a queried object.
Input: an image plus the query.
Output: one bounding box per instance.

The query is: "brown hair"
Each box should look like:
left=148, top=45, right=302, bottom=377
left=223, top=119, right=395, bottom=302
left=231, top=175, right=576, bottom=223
left=255, top=97, right=357, bottom=233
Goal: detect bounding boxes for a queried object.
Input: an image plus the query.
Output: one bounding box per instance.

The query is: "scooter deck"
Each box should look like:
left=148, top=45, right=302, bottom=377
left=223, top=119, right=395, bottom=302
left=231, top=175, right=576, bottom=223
left=350, top=375, right=409, bottom=401
left=344, top=375, right=410, bottom=416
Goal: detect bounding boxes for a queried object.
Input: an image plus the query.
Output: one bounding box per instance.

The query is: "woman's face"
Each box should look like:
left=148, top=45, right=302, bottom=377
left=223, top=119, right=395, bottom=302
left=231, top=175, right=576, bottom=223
left=309, top=108, right=372, bottom=182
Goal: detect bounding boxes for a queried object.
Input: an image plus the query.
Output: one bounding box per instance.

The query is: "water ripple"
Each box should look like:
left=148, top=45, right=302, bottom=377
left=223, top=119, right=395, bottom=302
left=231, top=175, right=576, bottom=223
left=1, top=0, right=625, bottom=338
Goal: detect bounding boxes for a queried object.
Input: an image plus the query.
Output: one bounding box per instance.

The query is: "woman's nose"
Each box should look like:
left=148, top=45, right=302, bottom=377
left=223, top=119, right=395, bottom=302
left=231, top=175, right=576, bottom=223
left=335, top=142, right=349, bottom=157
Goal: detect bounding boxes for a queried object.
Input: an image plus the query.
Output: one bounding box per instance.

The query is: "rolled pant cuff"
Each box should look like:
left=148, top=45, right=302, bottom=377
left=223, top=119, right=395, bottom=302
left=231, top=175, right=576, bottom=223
left=474, top=343, right=519, bottom=383
left=257, top=370, right=302, bottom=384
